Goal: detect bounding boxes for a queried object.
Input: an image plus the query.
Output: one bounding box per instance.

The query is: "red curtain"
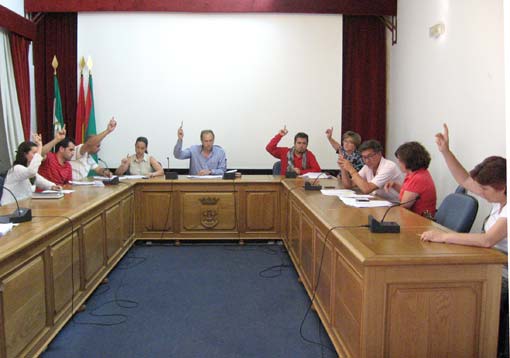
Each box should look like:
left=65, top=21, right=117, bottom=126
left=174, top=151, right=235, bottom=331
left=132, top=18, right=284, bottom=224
left=34, top=13, right=77, bottom=143
left=342, top=16, right=387, bottom=151
left=9, top=33, right=31, bottom=141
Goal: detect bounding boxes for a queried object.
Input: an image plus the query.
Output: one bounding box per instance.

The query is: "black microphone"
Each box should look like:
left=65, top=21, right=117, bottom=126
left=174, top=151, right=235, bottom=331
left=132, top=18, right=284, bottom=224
left=0, top=186, right=32, bottom=223
left=304, top=172, right=327, bottom=191
left=98, top=157, right=109, bottom=170
left=368, top=196, right=420, bottom=233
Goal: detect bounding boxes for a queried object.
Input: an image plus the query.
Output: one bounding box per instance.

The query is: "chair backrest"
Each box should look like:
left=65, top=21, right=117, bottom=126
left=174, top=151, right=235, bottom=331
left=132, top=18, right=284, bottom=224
left=272, top=161, right=281, bottom=175
left=435, top=193, right=479, bottom=233
left=454, top=185, right=466, bottom=194
left=0, top=176, right=4, bottom=203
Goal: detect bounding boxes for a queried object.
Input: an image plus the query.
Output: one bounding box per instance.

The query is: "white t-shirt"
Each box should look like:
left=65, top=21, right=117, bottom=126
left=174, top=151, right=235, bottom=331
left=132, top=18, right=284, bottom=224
left=358, top=157, right=404, bottom=201
left=485, top=203, right=508, bottom=254
left=70, top=144, right=99, bottom=180
left=1, top=153, right=55, bottom=205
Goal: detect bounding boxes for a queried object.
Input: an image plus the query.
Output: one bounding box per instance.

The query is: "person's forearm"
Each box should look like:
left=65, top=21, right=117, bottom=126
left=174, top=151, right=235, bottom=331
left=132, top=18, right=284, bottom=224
left=115, top=164, right=128, bottom=175
left=328, top=137, right=341, bottom=152
left=42, top=138, right=60, bottom=156
left=441, top=149, right=470, bottom=186
left=348, top=170, right=374, bottom=193
left=341, top=169, right=353, bottom=188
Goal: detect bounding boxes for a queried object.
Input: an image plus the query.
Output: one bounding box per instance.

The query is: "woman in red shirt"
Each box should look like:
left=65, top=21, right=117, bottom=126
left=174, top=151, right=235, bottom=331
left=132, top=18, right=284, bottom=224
left=384, top=141, right=437, bottom=218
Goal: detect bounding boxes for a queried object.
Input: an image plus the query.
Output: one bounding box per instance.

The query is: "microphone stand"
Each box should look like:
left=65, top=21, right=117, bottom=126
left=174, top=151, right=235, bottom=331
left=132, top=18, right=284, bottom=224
left=368, top=196, right=420, bottom=233
left=0, top=186, right=32, bottom=223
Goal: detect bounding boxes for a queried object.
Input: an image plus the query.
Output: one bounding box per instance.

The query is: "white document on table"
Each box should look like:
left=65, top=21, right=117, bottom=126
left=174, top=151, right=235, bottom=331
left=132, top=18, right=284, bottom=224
left=70, top=180, right=104, bottom=186
left=0, top=223, right=14, bottom=237
left=187, top=175, right=223, bottom=179
left=300, top=172, right=331, bottom=179
left=320, top=189, right=355, bottom=197
left=119, top=175, right=148, bottom=180
left=339, top=197, right=393, bottom=208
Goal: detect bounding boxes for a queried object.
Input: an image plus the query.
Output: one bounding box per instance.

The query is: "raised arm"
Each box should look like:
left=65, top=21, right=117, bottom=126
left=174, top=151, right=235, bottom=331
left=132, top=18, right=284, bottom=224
left=266, top=126, right=288, bottom=158
left=80, top=117, right=117, bottom=155
left=436, top=123, right=481, bottom=195
left=42, top=126, right=66, bottom=157
left=115, top=154, right=131, bottom=175
left=173, top=126, right=191, bottom=159
left=325, top=127, right=341, bottom=153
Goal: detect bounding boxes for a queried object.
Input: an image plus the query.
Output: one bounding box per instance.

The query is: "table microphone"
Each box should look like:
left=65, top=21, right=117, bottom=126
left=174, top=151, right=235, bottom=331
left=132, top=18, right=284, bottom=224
left=368, top=196, right=420, bottom=233
left=0, top=186, right=32, bottom=223
left=304, top=172, right=328, bottom=191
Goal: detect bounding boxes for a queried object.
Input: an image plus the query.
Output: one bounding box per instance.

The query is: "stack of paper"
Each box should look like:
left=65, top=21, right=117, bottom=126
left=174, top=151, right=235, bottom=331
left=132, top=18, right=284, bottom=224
left=69, top=180, right=105, bottom=186
left=300, top=172, right=331, bottom=179
left=320, top=189, right=355, bottom=197
left=119, top=175, right=148, bottom=180
left=0, top=223, right=14, bottom=237
left=339, top=196, right=393, bottom=208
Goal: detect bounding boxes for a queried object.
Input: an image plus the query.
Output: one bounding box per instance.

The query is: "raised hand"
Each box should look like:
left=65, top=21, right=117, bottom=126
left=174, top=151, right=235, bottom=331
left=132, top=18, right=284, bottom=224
left=32, top=133, right=43, bottom=147
left=278, top=125, right=288, bottom=137
left=435, top=123, right=450, bottom=153
left=55, top=124, right=66, bottom=141
left=177, top=126, right=184, bottom=140
left=107, top=117, right=117, bottom=133
left=325, top=127, right=333, bottom=139
left=121, top=154, right=130, bottom=166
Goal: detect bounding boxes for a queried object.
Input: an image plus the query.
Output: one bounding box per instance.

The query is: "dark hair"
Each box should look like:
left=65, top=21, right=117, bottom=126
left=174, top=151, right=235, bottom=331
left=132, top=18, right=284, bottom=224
left=395, top=141, right=431, bottom=171
left=358, top=140, right=383, bottom=154
left=200, top=130, right=215, bottom=141
left=136, top=136, right=149, bottom=154
left=294, top=132, right=308, bottom=144
left=469, top=156, right=506, bottom=191
left=342, top=131, right=362, bottom=147
left=13, top=141, right=37, bottom=167
left=55, top=137, right=75, bottom=152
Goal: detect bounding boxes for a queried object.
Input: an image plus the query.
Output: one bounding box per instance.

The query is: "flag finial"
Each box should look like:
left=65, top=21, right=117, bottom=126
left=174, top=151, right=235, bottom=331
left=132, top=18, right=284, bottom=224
left=52, top=55, right=58, bottom=75
left=87, top=56, right=93, bottom=74
left=79, top=56, right=86, bottom=74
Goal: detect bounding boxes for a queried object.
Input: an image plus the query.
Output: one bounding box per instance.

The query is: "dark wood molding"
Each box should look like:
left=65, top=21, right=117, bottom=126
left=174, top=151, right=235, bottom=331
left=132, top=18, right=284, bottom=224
left=0, top=5, right=36, bottom=40
left=25, top=0, right=397, bottom=16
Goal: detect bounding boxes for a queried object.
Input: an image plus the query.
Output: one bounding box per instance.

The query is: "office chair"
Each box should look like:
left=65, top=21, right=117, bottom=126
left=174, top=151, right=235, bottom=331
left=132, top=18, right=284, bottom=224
left=435, top=192, right=478, bottom=233
left=0, top=176, right=4, bottom=203
left=272, top=161, right=281, bottom=175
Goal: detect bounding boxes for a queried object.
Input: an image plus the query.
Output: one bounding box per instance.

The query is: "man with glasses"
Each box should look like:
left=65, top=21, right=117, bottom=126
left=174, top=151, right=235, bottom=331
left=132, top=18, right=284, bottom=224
left=338, top=139, right=403, bottom=201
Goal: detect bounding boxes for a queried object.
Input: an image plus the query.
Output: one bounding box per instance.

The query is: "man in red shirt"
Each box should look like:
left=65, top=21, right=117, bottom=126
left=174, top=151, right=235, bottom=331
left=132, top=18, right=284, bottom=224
left=266, top=126, right=321, bottom=176
left=38, top=128, right=75, bottom=185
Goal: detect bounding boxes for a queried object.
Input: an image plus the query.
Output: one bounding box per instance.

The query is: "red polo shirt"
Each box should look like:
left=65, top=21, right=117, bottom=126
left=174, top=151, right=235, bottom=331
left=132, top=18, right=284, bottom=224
left=38, top=152, right=72, bottom=185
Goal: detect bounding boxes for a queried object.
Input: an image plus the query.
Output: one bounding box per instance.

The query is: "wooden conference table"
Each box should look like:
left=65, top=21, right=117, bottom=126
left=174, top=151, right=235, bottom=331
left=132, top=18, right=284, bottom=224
left=0, top=175, right=505, bottom=358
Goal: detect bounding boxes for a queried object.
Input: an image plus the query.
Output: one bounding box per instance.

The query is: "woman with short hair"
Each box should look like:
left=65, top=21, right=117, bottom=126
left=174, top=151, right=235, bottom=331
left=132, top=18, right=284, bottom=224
left=384, top=141, right=437, bottom=218
left=115, top=137, right=164, bottom=177
left=325, top=128, right=363, bottom=171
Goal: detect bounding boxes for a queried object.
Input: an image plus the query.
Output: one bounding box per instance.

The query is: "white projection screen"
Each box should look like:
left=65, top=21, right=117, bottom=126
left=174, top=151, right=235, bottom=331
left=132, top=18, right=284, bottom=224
left=78, top=13, right=343, bottom=170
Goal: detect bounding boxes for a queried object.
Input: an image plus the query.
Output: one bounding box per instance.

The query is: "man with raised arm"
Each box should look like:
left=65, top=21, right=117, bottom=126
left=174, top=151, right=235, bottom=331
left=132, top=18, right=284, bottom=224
left=70, top=118, right=117, bottom=180
left=173, top=125, right=227, bottom=176
left=266, top=126, right=321, bottom=176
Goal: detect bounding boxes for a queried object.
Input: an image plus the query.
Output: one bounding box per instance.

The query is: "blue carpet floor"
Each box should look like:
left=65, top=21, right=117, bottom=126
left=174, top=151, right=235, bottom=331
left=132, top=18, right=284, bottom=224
left=42, top=243, right=336, bottom=358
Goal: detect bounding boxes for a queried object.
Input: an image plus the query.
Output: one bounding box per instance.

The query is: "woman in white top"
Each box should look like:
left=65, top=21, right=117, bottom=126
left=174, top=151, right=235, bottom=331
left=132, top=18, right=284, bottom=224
left=421, top=124, right=507, bottom=357
left=115, top=137, right=164, bottom=178
left=421, top=124, right=507, bottom=250
left=1, top=134, right=61, bottom=205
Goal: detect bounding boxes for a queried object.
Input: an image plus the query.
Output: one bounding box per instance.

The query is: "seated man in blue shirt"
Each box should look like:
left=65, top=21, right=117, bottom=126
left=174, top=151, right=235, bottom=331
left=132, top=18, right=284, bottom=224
left=173, top=127, right=227, bottom=176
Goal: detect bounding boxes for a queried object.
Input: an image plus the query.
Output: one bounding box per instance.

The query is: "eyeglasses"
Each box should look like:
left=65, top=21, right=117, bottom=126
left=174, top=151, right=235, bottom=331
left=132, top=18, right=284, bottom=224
left=361, top=152, right=378, bottom=161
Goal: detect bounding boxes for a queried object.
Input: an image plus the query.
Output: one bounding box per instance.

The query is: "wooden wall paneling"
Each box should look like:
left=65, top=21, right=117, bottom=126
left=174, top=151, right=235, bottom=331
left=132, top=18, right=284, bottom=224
left=138, top=190, right=173, bottom=236
left=0, top=256, right=47, bottom=358
left=245, top=190, right=278, bottom=233
left=49, top=231, right=80, bottom=322
left=288, top=199, right=301, bottom=264
left=181, top=192, right=236, bottom=232
left=313, top=228, right=334, bottom=325
left=280, top=187, right=288, bottom=244
left=105, top=203, right=122, bottom=262
left=332, top=247, right=363, bottom=358
left=121, top=194, right=135, bottom=245
left=299, top=212, right=314, bottom=289
left=81, top=215, right=105, bottom=286
left=362, top=264, right=502, bottom=358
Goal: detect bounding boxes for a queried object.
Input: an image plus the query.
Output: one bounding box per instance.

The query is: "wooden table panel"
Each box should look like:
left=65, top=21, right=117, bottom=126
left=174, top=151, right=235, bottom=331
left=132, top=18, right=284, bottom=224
left=82, top=215, right=105, bottom=285
left=1, top=255, right=47, bottom=358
